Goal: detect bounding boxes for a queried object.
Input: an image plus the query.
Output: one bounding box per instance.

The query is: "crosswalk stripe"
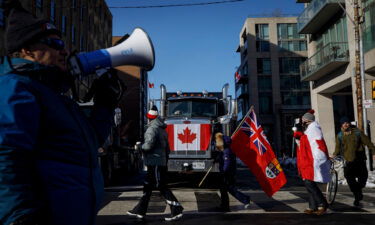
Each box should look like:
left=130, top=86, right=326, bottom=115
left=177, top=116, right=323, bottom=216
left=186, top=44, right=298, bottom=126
left=271, top=191, right=308, bottom=212
left=98, top=189, right=375, bottom=215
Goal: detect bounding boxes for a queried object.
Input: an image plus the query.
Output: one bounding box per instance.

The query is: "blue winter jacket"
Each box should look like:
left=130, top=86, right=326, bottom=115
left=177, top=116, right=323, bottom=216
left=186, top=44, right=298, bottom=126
left=0, top=58, right=112, bottom=225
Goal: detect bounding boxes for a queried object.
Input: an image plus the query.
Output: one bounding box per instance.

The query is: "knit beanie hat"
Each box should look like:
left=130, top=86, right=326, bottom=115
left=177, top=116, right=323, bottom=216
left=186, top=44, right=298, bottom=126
left=339, top=116, right=350, bottom=125
left=4, top=2, right=61, bottom=54
left=147, top=106, right=158, bottom=120
left=302, top=109, right=315, bottom=122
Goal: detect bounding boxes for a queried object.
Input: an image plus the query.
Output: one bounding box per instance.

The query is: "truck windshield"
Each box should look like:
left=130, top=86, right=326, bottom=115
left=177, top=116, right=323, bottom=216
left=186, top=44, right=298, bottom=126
left=168, top=99, right=217, bottom=118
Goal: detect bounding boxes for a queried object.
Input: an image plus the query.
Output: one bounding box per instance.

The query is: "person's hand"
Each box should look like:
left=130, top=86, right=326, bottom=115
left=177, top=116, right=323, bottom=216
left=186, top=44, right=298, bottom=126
left=92, top=70, right=125, bottom=109
left=292, top=127, right=297, bottom=132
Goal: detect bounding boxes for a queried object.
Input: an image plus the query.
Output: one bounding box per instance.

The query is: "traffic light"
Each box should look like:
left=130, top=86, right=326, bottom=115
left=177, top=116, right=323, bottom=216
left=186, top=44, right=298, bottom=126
left=373, top=81, right=375, bottom=100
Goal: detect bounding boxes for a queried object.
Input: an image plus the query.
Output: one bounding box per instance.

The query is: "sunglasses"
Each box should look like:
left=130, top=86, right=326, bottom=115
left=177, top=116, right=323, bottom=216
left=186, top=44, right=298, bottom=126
left=39, top=38, right=65, bottom=51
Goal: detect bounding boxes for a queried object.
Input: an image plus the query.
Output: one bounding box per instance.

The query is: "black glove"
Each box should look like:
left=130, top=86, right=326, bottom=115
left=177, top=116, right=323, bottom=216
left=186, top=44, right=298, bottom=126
left=88, top=69, right=125, bottom=109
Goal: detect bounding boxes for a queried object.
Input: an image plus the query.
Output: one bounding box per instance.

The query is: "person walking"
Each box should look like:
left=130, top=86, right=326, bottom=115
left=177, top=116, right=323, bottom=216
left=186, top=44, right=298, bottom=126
left=127, top=106, right=183, bottom=221
left=215, top=132, right=251, bottom=212
left=293, top=110, right=330, bottom=215
left=0, top=2, right=122, bottom=225
left=333, top=116, right=375, bottom=206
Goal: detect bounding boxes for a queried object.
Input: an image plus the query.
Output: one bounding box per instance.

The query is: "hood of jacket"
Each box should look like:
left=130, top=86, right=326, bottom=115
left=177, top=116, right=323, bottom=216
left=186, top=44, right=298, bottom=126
left=0, top=57, right=74, bottom=93
left=148, top=117, right=167, bottom=129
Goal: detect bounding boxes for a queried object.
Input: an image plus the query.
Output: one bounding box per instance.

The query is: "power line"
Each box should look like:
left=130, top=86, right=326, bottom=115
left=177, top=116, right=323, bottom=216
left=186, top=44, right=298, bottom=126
left=108, top=0, right=245, bottom=9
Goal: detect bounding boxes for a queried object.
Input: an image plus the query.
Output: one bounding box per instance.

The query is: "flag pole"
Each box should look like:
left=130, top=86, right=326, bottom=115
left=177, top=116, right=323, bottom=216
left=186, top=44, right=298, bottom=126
left=231, top=106, right=254, bottom=138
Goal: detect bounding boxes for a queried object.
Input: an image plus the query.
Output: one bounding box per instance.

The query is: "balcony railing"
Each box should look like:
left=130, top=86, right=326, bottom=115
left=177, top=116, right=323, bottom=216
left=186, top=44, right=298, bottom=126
left=300, top=42, right=349, bottom=81
left=297, top=0, right=345, bottom=34
left=363, top=24, right=375, bottom=53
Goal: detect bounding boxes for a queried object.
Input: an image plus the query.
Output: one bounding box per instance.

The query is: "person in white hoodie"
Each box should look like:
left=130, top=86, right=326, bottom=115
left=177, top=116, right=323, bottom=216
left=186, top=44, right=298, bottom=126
left=293, top=110, right=331, bottom=215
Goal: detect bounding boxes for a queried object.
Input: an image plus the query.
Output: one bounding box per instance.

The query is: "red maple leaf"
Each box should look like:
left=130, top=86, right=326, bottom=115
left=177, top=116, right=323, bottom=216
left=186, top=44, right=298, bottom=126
left=178, top=127, right=197, bottom=144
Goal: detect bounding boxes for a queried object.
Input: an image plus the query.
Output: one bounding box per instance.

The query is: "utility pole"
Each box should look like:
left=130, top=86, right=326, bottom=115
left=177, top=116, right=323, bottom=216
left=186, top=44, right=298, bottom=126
left=354, top=0, right=364, bottom=131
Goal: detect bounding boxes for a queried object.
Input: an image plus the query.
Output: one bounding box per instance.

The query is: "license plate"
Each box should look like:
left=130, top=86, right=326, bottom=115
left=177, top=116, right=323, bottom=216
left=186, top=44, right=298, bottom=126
left=192, top=162, right=205, bottom=170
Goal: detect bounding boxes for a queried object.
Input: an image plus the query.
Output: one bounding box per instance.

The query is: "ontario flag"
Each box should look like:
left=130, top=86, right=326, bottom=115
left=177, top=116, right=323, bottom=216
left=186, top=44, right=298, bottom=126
left=231, top=108, right=287, bottom=197
left=166, top=124, right=211, bottom=151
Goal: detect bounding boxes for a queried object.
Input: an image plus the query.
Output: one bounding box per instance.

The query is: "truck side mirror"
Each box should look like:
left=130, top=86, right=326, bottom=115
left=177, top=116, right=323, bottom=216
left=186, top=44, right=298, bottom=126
left=219, top=115, right=231, bottom=124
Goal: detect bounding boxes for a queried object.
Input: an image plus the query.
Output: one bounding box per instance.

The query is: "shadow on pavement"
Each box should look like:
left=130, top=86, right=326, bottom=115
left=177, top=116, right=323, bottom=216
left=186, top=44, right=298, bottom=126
left=97, top=213, right=375, bottom=225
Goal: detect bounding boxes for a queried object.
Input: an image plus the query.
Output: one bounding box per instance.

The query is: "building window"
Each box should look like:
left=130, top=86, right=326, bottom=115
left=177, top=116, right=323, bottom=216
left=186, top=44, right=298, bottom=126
left=256, top=24, right=269, bottom=39
left=72, top=0, right=77, bottom=8
left=281, top=92, right=310, bottom=106
left=277, top=23, right=304, bottom=39
left=61, top=15, right=67, bottom=35
left=279, top=58, right=304, bottom=74
left=36, top=0, right=43, bottom=12
left=277, top=23, right=306, bottom=52
left=256, top=41, right=270, bottom=52
left=242, top=64, right=248, bottom=76
left=280, top=75, right=309, bottom=90
left=257, top=58, right=271, bottom=75
left=50, top=1, right=55, bottom=24
left=259, top=92, right=273, bottom=114
left=315, top=15, right=348, bottom=50
left=278, top=40, right=307, bottom=51
left=256, top=24, right=269, bottom=52
left=72, top=25, right=76, bottom=44
left=258, top=76, right=272, bottom=91
left=0, top=7, right=4, bottom=27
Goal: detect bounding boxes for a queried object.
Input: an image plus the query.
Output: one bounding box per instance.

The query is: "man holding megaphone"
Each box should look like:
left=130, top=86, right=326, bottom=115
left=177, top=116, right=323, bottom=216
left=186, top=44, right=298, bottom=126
left=0, top=1, right=154, bottom=225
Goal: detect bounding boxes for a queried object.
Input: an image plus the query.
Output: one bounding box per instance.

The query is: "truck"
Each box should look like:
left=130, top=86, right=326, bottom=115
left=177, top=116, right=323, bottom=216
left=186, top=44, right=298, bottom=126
left=150, top=84, right=237, bottom=173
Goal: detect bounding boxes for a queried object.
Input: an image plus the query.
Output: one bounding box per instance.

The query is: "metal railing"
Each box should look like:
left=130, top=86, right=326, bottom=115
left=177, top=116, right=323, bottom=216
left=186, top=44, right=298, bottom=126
left=297, top=0, right=345, bottom=33
left=300, top=42, right=349, bottom=80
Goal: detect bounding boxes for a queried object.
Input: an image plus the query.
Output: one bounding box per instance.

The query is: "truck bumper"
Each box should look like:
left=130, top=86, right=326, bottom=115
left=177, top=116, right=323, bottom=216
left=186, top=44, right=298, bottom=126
left=167, top=159, right=219, bottom=172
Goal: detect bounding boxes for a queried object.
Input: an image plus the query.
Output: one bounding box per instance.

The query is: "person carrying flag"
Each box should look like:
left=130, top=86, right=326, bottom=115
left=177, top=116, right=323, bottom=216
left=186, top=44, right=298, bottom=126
left=214, top=132, right=251, bottom=212
left=231, top=107, right=286, bottom=197
left=292, top=110, right=330, bottom=215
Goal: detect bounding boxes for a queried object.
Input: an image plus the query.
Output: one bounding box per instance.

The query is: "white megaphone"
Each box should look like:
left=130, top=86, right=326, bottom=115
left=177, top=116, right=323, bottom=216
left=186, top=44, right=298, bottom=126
left=69, top=27, right=155, bottom=77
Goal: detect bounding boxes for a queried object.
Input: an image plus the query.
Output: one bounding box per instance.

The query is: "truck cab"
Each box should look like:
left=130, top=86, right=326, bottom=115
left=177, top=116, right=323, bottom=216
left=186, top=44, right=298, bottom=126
left=152, top=84, right=237, bottom=173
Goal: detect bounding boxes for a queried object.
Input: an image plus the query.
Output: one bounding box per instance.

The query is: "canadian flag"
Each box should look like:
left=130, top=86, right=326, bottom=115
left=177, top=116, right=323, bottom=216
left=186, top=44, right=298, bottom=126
left=166, top=124, right=211, bottom=151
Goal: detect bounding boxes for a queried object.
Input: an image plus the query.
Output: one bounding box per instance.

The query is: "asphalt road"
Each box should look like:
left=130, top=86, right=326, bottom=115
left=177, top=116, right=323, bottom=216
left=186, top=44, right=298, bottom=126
left=97, top=167, right=375, bottom=225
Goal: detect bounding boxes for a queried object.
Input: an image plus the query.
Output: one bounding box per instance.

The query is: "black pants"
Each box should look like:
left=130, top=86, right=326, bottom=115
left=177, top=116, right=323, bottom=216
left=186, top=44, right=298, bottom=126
left=304, top=179, right=327, bottom=210
left=132, top=165, right=181, bottom=215
left=344, top=160, right=368, bottom=200
left=220, top=173, right=250, bottom=208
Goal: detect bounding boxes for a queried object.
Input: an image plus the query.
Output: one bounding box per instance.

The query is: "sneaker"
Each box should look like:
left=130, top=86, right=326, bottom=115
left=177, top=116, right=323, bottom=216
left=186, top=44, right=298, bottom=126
left=126, top=210, right=144, bottom=219
left=314, top=207, right=327, bottom=215
left=244, top=203, right=250, bottom=209
left=304, top=208, right=314, bottom=215
left=353, top=199, right=360, bottom=207
left=165, top=206, right=183, bottom=221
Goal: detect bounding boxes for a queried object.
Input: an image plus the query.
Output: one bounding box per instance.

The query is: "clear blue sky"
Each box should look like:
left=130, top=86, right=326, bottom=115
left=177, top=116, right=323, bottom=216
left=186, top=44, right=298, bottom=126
left=106, top=0, right=304, bottom=99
